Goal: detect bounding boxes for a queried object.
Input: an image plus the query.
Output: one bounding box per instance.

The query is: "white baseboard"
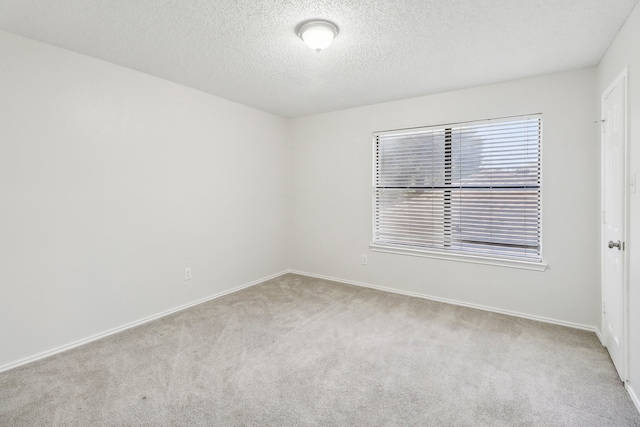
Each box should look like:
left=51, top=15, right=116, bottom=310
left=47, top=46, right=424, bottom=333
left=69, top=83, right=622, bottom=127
left=628, top=384, right=640, bottom=414
left=594, top=328, right=605, bottom=346
left=290, top=270, right=600, bottom=335
left=0, top=270, right=289, bottom=374
left=0, top=269, right=604, bottom=376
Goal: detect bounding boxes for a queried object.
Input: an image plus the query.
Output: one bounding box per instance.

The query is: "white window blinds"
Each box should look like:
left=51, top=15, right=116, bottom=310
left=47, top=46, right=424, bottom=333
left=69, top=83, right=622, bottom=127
left=374, top=115, right=542, bottom=261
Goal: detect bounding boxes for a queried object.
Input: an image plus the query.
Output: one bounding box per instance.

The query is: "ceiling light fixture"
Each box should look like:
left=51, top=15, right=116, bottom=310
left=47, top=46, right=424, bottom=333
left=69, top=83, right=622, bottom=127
left=296, top=19, right=338, bottom=53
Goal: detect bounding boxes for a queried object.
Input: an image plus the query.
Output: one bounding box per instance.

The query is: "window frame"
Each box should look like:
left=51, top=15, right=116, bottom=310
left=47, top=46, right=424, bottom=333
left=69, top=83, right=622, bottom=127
left=370, top=114, right=547, bottom=272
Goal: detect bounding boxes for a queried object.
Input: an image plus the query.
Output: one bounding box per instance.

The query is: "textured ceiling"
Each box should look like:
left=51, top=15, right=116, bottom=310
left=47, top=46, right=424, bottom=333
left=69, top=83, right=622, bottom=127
left=0, top=0, right=637, bottom=117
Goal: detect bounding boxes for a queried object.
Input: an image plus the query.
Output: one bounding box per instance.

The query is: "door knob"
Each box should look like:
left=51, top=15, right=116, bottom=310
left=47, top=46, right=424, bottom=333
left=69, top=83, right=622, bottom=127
left=608, top=240, right=621, bottom=250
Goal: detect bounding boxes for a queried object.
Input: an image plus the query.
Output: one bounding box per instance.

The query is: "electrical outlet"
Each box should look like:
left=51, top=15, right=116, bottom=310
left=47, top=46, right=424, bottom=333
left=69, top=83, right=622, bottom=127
left=361, top=255, right=368, bottom=265
left=184, top=267, right=192, bottom=281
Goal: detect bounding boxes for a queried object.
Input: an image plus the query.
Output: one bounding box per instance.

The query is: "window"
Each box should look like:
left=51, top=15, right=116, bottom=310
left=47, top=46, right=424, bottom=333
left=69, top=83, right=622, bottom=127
left=372, top=115, right=542, bottom=268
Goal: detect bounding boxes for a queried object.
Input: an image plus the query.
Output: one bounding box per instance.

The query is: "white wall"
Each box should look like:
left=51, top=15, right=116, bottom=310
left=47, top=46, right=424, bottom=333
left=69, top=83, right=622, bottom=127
left=288, top=69, right=600, bottom=329
left=598, top=2, right=640, bottom=408
left=0, top=31, right=288, bottom=369
left=0, top=24, right=617, bottom=377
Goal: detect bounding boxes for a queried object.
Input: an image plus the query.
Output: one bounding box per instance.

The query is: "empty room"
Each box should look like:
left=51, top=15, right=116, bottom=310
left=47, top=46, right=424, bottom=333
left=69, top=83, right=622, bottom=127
left=1, top=0, right=640, bottom=425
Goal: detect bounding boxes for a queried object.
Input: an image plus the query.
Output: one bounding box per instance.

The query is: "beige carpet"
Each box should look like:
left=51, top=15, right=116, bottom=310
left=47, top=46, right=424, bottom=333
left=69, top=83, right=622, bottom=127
left=1, top=273, right=639, bottom=426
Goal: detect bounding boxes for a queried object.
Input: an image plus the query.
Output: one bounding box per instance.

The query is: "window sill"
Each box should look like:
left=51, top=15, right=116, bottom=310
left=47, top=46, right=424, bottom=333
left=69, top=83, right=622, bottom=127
left=369, top=244, right=548, bottom=272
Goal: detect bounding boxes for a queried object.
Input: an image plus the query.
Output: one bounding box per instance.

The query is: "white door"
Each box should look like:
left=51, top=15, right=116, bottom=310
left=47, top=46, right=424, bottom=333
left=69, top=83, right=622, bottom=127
left=601, top=72, right=626, bottom=382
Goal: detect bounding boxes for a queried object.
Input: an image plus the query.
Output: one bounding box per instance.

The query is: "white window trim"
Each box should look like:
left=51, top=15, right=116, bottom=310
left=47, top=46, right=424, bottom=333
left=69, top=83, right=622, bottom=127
left=369, top=243, right=548, bottom=271
left=371, top=114, right=545, bottom=271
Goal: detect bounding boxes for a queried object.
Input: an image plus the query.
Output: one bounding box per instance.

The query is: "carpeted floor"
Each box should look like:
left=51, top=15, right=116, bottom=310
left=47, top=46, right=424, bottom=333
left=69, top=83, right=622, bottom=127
left=1, top=273, right=639, bottom=426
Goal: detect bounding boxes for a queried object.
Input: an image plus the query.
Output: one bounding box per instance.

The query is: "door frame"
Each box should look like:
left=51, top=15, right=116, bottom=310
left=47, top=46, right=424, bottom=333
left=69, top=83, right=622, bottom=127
left=600, top=68, right=629, bottom=382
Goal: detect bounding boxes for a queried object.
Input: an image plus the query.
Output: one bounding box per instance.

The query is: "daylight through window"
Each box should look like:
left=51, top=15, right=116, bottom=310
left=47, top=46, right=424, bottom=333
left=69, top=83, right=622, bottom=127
left=373, top=115, right=542, bottom=262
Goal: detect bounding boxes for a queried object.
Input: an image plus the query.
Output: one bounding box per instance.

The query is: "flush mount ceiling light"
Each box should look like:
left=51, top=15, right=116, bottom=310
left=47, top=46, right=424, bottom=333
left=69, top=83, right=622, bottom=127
left=296, top=19, right=338, bottom=53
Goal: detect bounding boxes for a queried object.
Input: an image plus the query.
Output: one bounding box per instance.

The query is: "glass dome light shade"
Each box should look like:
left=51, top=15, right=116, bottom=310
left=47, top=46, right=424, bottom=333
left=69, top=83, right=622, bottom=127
left=297, top=20, right=338, bottom=53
